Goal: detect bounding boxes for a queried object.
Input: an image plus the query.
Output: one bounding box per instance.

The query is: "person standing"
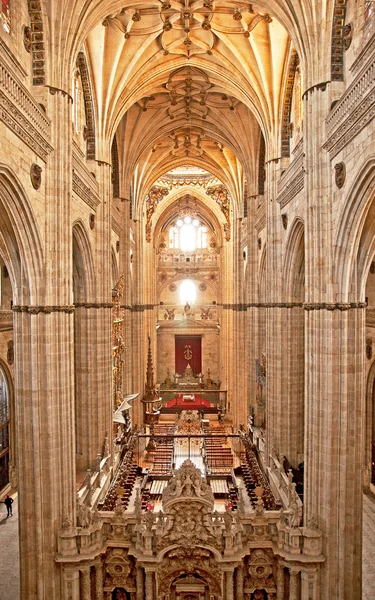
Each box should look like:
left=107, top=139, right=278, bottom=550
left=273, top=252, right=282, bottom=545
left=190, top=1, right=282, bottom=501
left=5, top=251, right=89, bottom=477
left=4, top=495, right=13, bottom=517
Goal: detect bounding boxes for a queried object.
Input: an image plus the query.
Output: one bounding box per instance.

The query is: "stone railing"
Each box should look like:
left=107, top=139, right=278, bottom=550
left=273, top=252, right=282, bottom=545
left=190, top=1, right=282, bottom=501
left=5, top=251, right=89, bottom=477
left=158, top=304, right=218, bottom=323
left=268, top=453, right=303, bottom=514
left=324, top=39, right=375, bottom=158
left=0, top=41, right=53, bottom=161
left=158, top=250, right=218, bottom=264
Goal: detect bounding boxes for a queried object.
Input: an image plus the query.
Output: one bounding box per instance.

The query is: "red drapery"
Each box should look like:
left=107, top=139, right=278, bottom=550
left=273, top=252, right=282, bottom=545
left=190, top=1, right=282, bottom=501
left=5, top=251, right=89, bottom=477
left=175, top=335, right=202, bottom=375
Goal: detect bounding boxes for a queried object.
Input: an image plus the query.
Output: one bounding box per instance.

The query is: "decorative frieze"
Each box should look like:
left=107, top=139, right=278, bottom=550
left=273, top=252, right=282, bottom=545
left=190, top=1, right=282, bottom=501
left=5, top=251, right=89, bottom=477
left=72, top=147, right=100, bottom=210
left=74, top=303, right=113, bottom=309
left=277, top=145, right=305, bottom=208
left=324, top=51, right=375, bottom=158
left=331, top=0, right=348, bottom=82
left=12, top=305, right=75, bottom=314
left=28, top=0, right=46, bottom=86
left=112, top=213, right=122, bottom=236
left=0, top=51, right=52, bottom=160
left=255, top=204, right=266, bottom=232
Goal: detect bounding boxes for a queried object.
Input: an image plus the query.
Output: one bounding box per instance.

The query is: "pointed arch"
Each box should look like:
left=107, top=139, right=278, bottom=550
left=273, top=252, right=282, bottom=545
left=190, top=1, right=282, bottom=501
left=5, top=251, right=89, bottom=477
left=72, top=219, right=95, bottom=302
left=0, top=163, right=44, bottom=304
left=282, top=217, right=305, bottom=302
left=334, top=155, right=375, bottom=300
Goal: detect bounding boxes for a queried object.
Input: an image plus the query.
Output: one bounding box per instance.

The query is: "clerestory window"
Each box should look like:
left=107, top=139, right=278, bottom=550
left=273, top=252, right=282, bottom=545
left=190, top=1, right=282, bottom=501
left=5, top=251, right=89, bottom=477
left=169, top=216, right=207, bottom=251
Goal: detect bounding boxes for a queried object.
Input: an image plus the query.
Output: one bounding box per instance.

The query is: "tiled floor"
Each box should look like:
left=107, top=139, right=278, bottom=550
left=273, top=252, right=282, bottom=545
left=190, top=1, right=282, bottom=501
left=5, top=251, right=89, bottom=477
left=363, top=492, right=375, bottom=600
left=0, top=494, right=20, bottom=600
left=0, top=493, right=373, bottom=599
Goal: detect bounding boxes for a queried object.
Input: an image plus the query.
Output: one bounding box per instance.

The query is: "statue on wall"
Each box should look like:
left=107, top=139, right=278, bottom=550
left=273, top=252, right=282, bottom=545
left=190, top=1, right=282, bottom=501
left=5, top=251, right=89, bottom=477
left=184, top=302, right=192, bottom=318
left=164, top=308, right=175, bottom=320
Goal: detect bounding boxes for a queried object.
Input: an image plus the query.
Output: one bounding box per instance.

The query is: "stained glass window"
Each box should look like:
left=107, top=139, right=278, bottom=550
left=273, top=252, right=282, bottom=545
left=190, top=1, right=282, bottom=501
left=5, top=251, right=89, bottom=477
left=1, top=0, right=10, bottom=33
left=365, top=0, right=374, bottom=20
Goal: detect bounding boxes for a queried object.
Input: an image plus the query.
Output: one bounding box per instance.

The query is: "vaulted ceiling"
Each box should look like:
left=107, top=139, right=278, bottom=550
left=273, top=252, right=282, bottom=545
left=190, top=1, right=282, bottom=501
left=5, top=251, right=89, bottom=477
left=82, top=1, right=293, bottom=211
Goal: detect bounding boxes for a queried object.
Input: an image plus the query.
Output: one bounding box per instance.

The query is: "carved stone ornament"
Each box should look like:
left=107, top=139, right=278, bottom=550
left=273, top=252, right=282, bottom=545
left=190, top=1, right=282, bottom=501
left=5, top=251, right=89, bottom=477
left=89, top=213, right=95, bottom=230
left=334, top=162, right=346, bottom=188
left=23, top=26, right=32, bottom=53
left=281, top=213, right=288, bottom=230
left=162, top=459, right=214, bottom=507
left=7, top=340, right=14, bottom=365
left=343, top=23, right=352, bottom=51
left=366, top=337, right=372, bottom=360
left=105, top=548, right=135, bottom=590
left=30, top=163, right=42, bottom=190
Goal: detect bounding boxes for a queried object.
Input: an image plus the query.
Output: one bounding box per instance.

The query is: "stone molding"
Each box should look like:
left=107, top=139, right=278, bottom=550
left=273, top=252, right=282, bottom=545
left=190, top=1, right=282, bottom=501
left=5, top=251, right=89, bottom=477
left=111, top=213, right=122, bottom=235
left=303, top=302, right=367, bottom=310
left=324, top=50, right=375, bottom=158
left=74, top=303, right=113, bottom=309
left=0, top=50, right=53, bottom=160
left=246, top=302, right=366, bottom=310
left=0, top=39, right=27, bottom=80
left=281, top=48, right=299, bottom=157
left=277, top=147, right=305, bottom=208
left=254, top=204, right=266, bottom=232
left=28, top=0, right=46, bottom=86
left=349, top=32, right=375, bottom=75
left=12, top=305, right=75, bottom=314
left=72, top=148, right=100, bottom=210
left=76, top=51, right=96, bottom=160
left=331, top=0, right=348, bottom=82
left=72, top=171, right=100, bottom=210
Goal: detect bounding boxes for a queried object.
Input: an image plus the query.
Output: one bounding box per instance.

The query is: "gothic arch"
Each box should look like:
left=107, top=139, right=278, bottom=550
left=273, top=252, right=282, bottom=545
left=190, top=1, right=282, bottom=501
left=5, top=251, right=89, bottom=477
left=282, top=217, right=305, bottom=302
left=76, top=50, right=96, bottom=160
left=365, top=356, right=375, bottom=489
left=334, top=155, right=375, bottom=300
left=0, top=359, right=16, bottom=491
left=111, top=247, right=119, bottom=289
left=0, top=163, right=44, bottom=304
left=73, top=220, right=95, bottom=302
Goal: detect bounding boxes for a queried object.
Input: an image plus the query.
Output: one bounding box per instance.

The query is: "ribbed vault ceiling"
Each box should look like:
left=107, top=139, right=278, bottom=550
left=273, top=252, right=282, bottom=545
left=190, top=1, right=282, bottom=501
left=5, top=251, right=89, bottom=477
left=82, top=1, right=294, bottom=210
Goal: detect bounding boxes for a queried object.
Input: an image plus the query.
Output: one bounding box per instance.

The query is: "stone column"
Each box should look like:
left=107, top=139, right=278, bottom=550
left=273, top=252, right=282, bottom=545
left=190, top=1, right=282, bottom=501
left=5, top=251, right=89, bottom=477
left=224, top=570, right=234, bottom=600
left=80, top=566, right=91, bottom=600
left=234, top=565, right=244, bottom=600
left=95, top=560, right=104, bottom=600
left=145, top=569, right=154, bottom=600
left=289, top=568, right=299, bottom=600
left=93, top=160, right=114, bottom=454
left=300, top=567, right=319, bottom=600
left=276, top=563, right=284, bottom=600
left=136, top=565, right=145, bottom=600
left=302, top=78, right=364, bottom=600
left=264, top=157, right=287, bottom=464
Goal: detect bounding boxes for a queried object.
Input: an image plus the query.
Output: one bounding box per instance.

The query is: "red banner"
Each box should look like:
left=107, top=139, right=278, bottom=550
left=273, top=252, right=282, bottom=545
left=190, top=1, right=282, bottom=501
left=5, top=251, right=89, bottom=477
left=175, top=336, right=202, bottom=375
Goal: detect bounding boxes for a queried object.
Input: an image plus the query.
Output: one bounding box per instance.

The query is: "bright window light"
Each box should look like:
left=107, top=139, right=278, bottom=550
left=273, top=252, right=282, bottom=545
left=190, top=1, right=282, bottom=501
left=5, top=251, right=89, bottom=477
left=192, top=218, right=200, bottom=226
left=179, top=279, right=196, bottom=304
left=180, top=224, right=196, bottom=251
left=184, top=216, right=192, bottom=224
left=176, top=219, right=183, bottom=227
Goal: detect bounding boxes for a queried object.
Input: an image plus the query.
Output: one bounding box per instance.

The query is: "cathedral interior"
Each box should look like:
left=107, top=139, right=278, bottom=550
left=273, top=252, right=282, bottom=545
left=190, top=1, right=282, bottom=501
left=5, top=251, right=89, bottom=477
left=0, top=1, right=375, bottom=599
